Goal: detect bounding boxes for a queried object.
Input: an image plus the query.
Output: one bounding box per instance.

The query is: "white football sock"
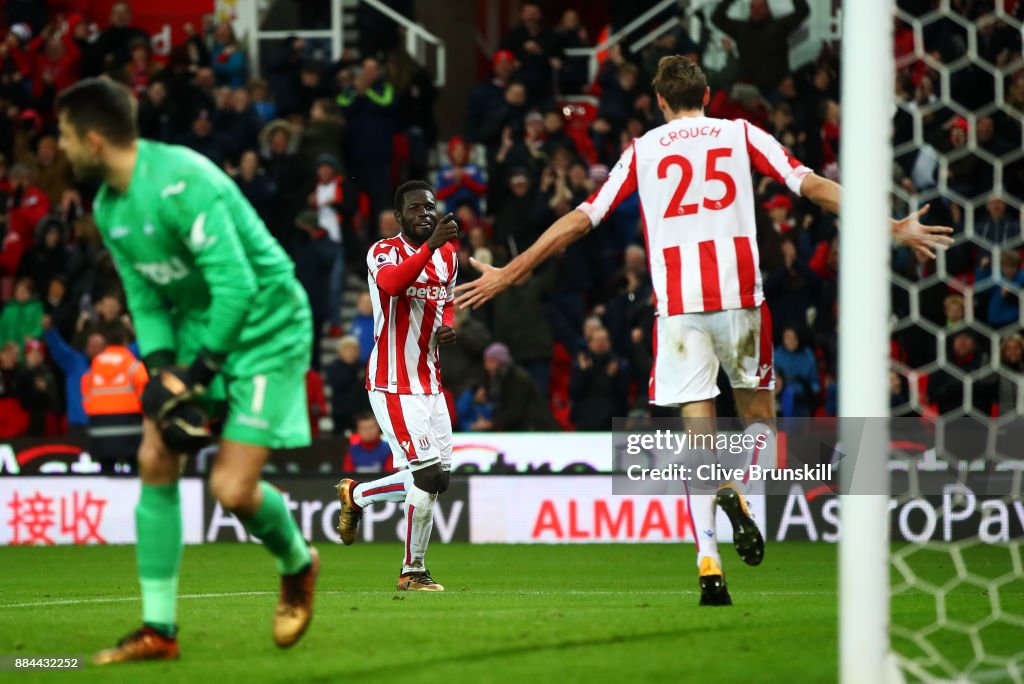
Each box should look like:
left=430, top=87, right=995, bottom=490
left=353, top=469, right=413, bottom=509
left=402, top=483, right=436, bottom=574
left=687, top=488, right=721, bottom=570
left=728, top=422, right=777, bottom=496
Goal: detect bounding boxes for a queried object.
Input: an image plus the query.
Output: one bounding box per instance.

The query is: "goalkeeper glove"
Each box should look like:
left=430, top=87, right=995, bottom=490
left=141, top=350, right=223, bottom=452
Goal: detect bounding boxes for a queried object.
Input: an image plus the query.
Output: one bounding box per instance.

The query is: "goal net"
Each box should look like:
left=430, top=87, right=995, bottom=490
left=885, top=1, right=1024, bottom=681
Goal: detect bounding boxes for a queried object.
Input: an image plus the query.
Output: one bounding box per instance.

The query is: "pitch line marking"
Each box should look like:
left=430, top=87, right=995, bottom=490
left=0, top=589, right=835, bottom=609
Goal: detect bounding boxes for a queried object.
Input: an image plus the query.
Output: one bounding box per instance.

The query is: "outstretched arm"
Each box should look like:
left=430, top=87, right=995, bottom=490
left=456, top=142, right=639, bottom=310
left=800, top=173, right=953, bottom=259
left=455, top=209, right=591, bottom=310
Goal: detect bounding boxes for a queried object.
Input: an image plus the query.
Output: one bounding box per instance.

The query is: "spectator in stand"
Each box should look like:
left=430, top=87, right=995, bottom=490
left=179, top=108, right=227, bottom=167
left=542, top=109, right=578, bottom=158
left=327, top=336, right=370, bottom=435
left=436, top=136, right=487, bottom=214
left=774, top=327, right=820, bottom=417
left=42, top=313, right=104, bottom=434
left=711, top=0, right=811, bottom=93
left=456, top=384, right=495, bottom=432
left=233, top=150, right=276, bottom=229
left=492, top=167, right=546, bottom=261
left=499, top=1, right=561, bottom=105
left=16, top=337, right=58, bottom=436
left=603, top=244, right=653, bottom=356
left=72, top=293, right=131, bottom=351
left=976, top=250, right=1024, bottom=329
left=492, top=263, right=557, bottom=397
left=23, top=135, right=74, bottom=207
left=348, top=291, right=375, bottom=363
left=944, top=294, right=965, bottom=328
left=248, top=79, right=277, bottom=127
left=338, top=57, right=397, bottom=221
left=6, top=163, right=51, bottom=248
left=290, top=210, right=335, bottom=367
left=18, top=216, right=75, bottom=295
left=343, top=413, right=394, bottom=472
left=976, top=195, right=1020, bottom=246
left=259, top=119, right=307, bottom=245
left=0, top=277, right=43, bottom=352
left=81, top=329, right=146, bottom=474
left=998, top=334, right=1024, bottom=414
left=137, top=80, right=172, bottom=141
left=306, top=369, right=327, bottom=438
left=120, top=38, right=159, bottom=96
left=298, top=98, right=345, bottom=169
left=0, top=341, right=28, bottom=437
left=707, top=82, right=770, bottom=129
left=42, top=276, right=78, bottom=340
left=595, top=47, right=642, bottom=139
left=465, top=49, right=519, bottom=144
left=309, top=154, right=357, bottom=336
left=443, top=309, right=492, bottom=398
left=214, top=88, right=263, bottom=163
left=86, top=1, right=148, bottom=77
left=388, top=46, right=439, bottom=181
left=765, top=240, right=819, bottom=344
left=569, top=326, right=630, bottom=431
left=211, top=22, right=247, bottom=88
left=265, top=36, right=308, bottom=116
left=552, top=9, right=589, bottom=95
left=377, top=208, right=400, bottom=239
left=929, top=331, right=997, bottom=415
left=483, top=342, right=559, bottom=431
left=19, top=19, right=81, bottom=104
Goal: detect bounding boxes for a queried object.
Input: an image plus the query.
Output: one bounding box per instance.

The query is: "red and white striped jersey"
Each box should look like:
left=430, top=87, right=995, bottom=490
left=365, top=235, right=458, bottom=394
left=578, top=116, right=811, bottom=316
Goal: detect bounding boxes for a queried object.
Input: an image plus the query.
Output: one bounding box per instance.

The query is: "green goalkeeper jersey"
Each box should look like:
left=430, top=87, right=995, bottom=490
left=93, top=140, right=312, bottom=378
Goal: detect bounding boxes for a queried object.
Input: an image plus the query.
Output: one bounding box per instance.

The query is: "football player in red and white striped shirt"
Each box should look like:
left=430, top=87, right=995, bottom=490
left=335, top=180, right=459, bottom=592
left=456, top=56, right=952, bottom=604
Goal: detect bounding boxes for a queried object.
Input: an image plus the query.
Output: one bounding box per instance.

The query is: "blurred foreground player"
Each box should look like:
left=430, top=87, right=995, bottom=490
left=336, top=181, right=459, bottom=591
left=57, top=79, right=319, bottom=662
left=456, top=56, right=953, bottom=605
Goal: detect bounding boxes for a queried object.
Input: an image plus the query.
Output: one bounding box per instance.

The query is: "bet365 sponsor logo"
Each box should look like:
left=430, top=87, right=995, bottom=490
left=405, top=284, right=447, bottom=300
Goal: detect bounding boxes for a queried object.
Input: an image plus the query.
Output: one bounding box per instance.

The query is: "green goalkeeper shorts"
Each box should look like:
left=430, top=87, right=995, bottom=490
left=217, top=355, right=311, bottom=449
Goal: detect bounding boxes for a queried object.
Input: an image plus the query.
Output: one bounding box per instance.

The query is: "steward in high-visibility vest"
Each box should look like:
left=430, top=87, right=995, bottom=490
left=81, top=342, right=148, bottom=473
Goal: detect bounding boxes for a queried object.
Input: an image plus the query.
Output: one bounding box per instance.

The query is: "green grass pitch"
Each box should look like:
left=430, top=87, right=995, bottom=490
left=0, top=543, right=1020, bottom=683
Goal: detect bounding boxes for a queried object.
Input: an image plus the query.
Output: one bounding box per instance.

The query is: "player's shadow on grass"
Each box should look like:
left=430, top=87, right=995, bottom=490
left=305, top=624, right=721, bottom=681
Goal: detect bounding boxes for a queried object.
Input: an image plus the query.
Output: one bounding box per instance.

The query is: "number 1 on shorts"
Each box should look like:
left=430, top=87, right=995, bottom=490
left=252, top=374, right=267, bottom=414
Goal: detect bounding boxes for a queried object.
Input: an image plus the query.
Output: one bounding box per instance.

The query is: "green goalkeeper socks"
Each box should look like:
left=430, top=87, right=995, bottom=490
left=136, top=483, right=183, bottom=635
left=243, top=482, right=311, bottom=575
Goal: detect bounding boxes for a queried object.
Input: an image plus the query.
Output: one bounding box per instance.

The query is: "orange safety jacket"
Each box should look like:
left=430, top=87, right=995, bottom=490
left=81, top=345, right=149, bottom=417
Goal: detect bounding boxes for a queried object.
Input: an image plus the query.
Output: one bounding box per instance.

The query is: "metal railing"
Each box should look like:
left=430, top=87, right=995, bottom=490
left=563, top=0, right=686, bottom=82
left=362, top=0, right=446, bottom=87
left=240, top=0, right=445, bottom=87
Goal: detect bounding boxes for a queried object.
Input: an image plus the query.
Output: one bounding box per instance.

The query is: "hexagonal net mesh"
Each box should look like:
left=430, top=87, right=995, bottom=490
left=889, top=1, right=1024, bottom=681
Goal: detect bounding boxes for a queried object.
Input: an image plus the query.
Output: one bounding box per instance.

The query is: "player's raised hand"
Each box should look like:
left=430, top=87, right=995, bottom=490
left=427, top=213, right=459, bottom=250
left=891, top=204, right=954, bottom=260
left=454, top=258, right=512, bottom=310
left=435, top=325, right=456, bottom=346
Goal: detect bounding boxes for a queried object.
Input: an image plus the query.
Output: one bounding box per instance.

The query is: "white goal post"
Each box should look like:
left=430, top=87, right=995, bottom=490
left=838, top=0, right=896, bottom=682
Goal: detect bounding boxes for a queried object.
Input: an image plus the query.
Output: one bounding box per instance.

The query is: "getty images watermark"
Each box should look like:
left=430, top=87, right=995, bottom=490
left=609, top=417, right=1024, bottom=497
left=622, top=429, right=831, bottom=485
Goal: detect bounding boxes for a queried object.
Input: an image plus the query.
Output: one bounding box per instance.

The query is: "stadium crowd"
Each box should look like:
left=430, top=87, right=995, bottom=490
left=0, top=0, right=1021, bottom=444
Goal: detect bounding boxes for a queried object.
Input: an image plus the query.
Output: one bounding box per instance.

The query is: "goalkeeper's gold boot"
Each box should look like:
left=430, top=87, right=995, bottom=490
left=335, top=479, right=362, bottom=546
left=273, top=546, right=319, bottom=648
left=698, top=557, right=732, bottom=606
left=397, top=569, right=445, bottom=592
left=716, top=483, right=765, bottom=566
left=92, top=626, right=180, bottom=665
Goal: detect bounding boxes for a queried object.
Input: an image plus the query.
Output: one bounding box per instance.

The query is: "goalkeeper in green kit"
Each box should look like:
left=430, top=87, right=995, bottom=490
left=56, top=79, right=319, bottom=664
